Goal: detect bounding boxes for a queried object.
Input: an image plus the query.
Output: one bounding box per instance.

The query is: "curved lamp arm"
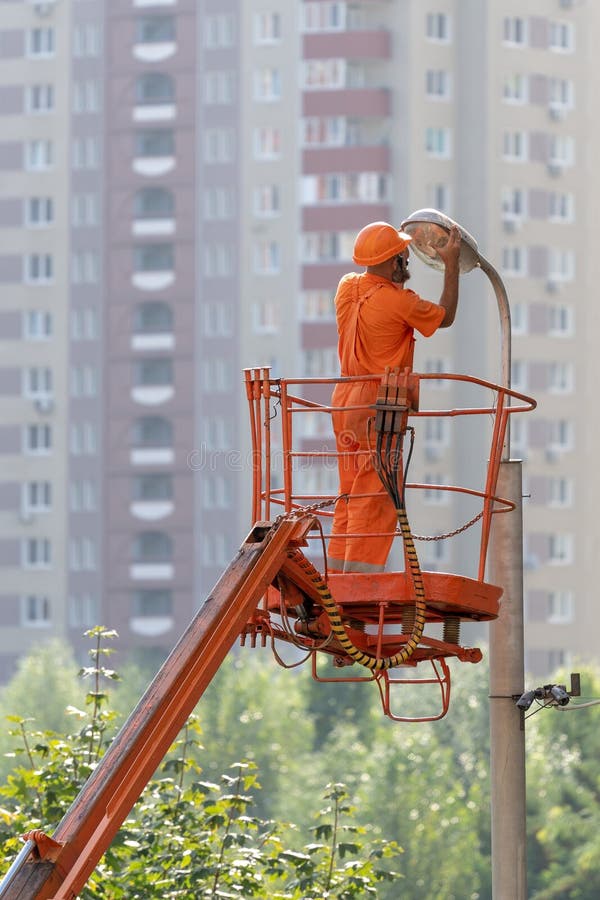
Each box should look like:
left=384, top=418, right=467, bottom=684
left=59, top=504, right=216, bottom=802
left=401, top=209, right=512, bottom=459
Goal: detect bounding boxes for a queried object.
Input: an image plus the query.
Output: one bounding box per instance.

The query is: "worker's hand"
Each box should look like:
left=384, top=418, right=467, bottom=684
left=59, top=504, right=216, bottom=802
left=434, top=224, right=461, bottom=270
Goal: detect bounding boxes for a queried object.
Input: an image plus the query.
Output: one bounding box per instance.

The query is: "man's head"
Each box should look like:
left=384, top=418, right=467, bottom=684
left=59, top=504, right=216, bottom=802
left=353, top=221, right=412, bottom=283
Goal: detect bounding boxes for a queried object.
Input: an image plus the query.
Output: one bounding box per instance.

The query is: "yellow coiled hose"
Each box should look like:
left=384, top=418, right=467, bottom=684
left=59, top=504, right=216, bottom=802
left=287, top=504, right=426, bottom=670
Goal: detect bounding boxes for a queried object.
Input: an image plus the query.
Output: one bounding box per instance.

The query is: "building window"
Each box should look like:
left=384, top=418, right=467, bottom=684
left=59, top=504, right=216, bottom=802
left=426, top=183, right=451, bottom=214
left=71, top=251, right=99, bottom=284
left=204, top=71, right=234, bottom=105
left=22, top=594, right=50, bottom=626
left=253, top=67, right=281, bottom=101
left=253, top=126, right=281, bottom=159
left=425, top=127, right=452, bottom=158
left=253, top=241, right=281, bottom=274
left=426, top=12, right=451, bottom=42
left=200, top=416, right=233, bottom=451
left=25, top=423, right=52, bottom=454
left=501, top=246, right=527, bottom=276
left=203, top=13, right=235, bottom=48
left=201, top=358, right=233, bottom=392
left=70, top=480, right=96, bottom=512
left=70, top=423, right=97, bottom=456
left=510, top=360, right=527, bottom=391
left=511, top=302, right=528, bottom=336
left=134, top=186, right=175, bottom=219
left=201, top=533, right=228, bottom=567
left=549, top=21, right=575, bottom=53
left=25, top=254, right=53, bottom=284
left=204, top=186, right=234, bottom=220
left=501, top=187, right=526, bottom=220
left=70, top=537, right=96, bottom=571
left=549, top=533, right=573, bottom=565
left=300, top=291, right=335, bottom=321
left=72, top=137, right=100, bottom=169
left=73, top=23, right=102, bottom=57
left=135, top=129, right=174, bottom=158
left=203, top=128, right=234, bottom=163
left=425, top=69, right=451, bottom=99
left=502, top=16, right=528, bottom=46
left=72, top=80, right=101, bottom=114
left=549, top=77, right=574, bottom=110
left=71, top=308, right=98, bottom=340
left=254, top=11, right=281, bottom=43
left=548, top=361, right=574, bottom=394
left=135, top=15, right=175, bottom=43
left=26, top=84, right=54, bottom=113
left=303, top=348, right=338, bottom=377
left=548, top=476, right=573, bottom=508
left=69, top=594, right=97, bottom=628
left=23, top=310, right=52, bottom=340
left=133, top=416, right=173, bottom=448
left=548, top=590, right=573, bottom=622
left=302, top=116, right=353, bottom=147
left=22, top=537, right=51, bottom=569
left=23, top=480, right=52, bottom=513
left=134, top=358, right=173, bottom=387
left=548, top=304, right=574, bottom=337
left=302, top=59, right=346, bottom=90
left=202, top=475, right=232, bottom=509
left=201, top=303, right=232, bottom=338
left=72, top=193, right=99, bottom=227
left=70, top=365, right=97, bottom=397
left=549, top=135, right=575, bottom=168
left=133, top=530, right=173, bottom=562
left=203, top=244, right=233, bottom=277
left=25, top=139, right=53, bottom=170
left=134, top=301, right=173, bottom=334
left=502, top=130, right=528, bottom=162
left=424, top=357, right=452, bottom=388
left=27, top=27, right=55, bottom=57
left=503, top=74, right=528, bottom=103
left=24, top=366, right=53, bottom=399
left=302, top=2, right=346, bottom=31
left=133, top=473, right=173, bottom=502
left=134, top=244, right=174, bottom=272
left=135, top=72, right=175, bottom=105
left=549, top=191, right=574, bottom=223
left=549, top=419, right=573, bottom=451
left=26, top=197, right=54, bottom=226
left=133, top=589, right=173, bottom=617
left=252, top=301, right=279, bottom=334
left=548, top=248, right=575, bottom=282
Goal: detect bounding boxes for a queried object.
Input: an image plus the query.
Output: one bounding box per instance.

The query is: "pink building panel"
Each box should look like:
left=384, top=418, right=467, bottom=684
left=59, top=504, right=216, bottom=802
left=303, top=88, right=390, bottom=117
left=302, top=204, right=390, bottom=231
left=303, top=144, right=390, bottom=174
left=302, top=263, right=358, bottom=290
left=301, top=322, right=338, bottom=349
left=303, top=30, right=391, bottom=60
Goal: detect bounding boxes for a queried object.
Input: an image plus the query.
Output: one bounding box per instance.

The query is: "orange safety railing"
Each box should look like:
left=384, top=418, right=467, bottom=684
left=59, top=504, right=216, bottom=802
left=244, top=367, right=536, bottom=583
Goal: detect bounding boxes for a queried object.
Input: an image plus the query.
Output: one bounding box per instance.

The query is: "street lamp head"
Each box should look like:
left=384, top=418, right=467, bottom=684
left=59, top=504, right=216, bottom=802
left=401, top=208, right=481, bottom=275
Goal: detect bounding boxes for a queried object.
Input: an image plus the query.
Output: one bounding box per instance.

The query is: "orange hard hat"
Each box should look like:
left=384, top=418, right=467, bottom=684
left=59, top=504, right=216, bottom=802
left=352, top=221, right=413, bottom=266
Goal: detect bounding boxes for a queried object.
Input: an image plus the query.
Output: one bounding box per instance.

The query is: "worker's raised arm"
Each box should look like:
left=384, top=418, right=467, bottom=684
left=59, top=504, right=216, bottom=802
left=435, top=225, right=461, bottom=328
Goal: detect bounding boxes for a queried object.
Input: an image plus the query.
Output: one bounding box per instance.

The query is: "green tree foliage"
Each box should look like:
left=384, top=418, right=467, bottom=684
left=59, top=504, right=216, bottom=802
left=526, top=665, right=600, bottom=900
left=3, top=633, right=600, bottom=898
left=0, top=630, right=400, bottom=900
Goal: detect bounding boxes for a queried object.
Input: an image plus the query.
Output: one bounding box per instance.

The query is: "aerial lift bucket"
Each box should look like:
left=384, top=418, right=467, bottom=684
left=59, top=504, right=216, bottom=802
left=242, top=366, right=535, bottom=722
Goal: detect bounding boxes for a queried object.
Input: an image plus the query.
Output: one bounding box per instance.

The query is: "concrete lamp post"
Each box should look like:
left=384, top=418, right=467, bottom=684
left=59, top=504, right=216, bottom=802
left=402, top=208, right=527, bottom=900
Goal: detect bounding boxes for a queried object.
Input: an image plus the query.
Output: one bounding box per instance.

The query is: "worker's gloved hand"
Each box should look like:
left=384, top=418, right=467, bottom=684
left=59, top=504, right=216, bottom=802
left=433, top=224, right=461, bottom=270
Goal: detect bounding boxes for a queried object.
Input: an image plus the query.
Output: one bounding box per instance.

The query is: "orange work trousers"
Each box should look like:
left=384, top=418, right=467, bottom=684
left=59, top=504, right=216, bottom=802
left=327, top=380, right=398, bottom=573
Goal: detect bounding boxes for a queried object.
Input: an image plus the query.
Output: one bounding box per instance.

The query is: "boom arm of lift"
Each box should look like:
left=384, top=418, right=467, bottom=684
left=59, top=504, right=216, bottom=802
left=1, top=516, right=315, bottom=900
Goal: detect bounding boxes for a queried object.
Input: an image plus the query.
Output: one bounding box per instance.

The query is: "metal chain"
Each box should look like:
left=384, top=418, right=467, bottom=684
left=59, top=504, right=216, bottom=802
left=407, top=510, right=484, bottom=542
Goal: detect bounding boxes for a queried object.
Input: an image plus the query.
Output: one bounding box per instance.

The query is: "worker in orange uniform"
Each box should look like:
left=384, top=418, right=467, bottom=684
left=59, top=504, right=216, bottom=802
left=327, top=220, right=461, bottom=573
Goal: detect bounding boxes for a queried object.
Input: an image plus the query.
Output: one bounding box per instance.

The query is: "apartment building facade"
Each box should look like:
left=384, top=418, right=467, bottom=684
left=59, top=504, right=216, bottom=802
left=0, top=0, right=596, bottom=679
